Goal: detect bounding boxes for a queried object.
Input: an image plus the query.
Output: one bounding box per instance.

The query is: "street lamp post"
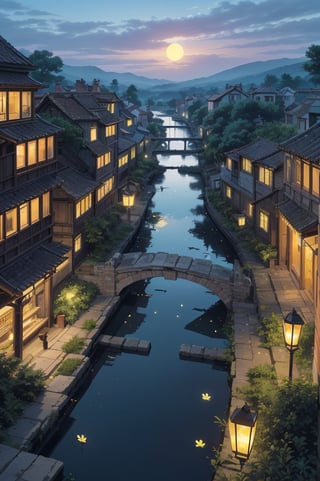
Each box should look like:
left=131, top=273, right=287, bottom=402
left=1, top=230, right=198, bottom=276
left=122, top=188, right=135, bottom=222
left=282, top=308, right=304, bottom=381
left=228, top=403, right=257, bottom=470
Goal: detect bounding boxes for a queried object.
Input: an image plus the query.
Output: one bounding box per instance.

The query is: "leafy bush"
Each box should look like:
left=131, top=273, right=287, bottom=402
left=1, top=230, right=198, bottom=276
left=56, top=358, right=82, bottom=376
left=62, top=336, right=85, bottom=354
left=237, top=367, right=317, bottom=481
left=0, top=354, right=45, bottom=440
left=258, top=312, right=283, bottom=347
left=81, top=319, right=97, bottom=331
left=53, top=278, right=98, bottom=325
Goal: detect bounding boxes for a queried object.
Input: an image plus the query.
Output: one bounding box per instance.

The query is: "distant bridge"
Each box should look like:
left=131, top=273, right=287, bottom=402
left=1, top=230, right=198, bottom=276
left=151, top=137, right=203, bottom=154
left=92, top=252, right=251, bottom=309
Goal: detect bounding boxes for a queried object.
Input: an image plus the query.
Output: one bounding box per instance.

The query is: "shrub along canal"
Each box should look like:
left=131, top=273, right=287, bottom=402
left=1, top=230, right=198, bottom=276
left=45, top=116, right=237, bottom=481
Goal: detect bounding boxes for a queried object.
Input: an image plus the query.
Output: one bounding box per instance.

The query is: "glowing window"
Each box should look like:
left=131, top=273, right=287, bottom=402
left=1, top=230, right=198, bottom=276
left=312, top=166, right=320, bottom=196
left=107, top=103, right=115, bottom=114
left=106, top=124, right=116, bottom=137
left=27, top=140, right=37, bottom=165
left=47, top=136, right=54, bottom=159
left=38, top=137, right=46, bottom=162
left=16, top=143, right=26, bottom=169
left=295, top=158, right=301, bottom=184
left=259, top=210, right=269, bottom=232
left=226, top=185, right=232, bottom=199
left=21, top=92, right=31, bottom=118
left=74, top=234, right=82, bottom=252
left=118, top=154, right=128, bottom=168
left=6, top=208, right=17, bottom=236
left=97, top=177, right=114, bottom=202
left=226, top=157, right=232, bottom=170
left=90, top=125, right=97, bottom=141
left=8, top=91, right=20, bottom=120
left=75, top=193, right=92, bottom=218
left=258, top=167, right=272, bottom=186
left=0, top=92, right=6, bottom=121
left=19, top=203, right=29, bottom=230
left=0, top=214, right=3, bottom=241
left=241, top=157, right=252, bottom=174
left=127, top=118, right=133, bottom=127
left=97, top=152, right=111, bottom=169
left=31, top=197, right=40, bottom=224
left=42, top=192, right=50, bottom=217
left=303, top=162, right=310, bottom=191
left=131, top=146, right=136, bottom=159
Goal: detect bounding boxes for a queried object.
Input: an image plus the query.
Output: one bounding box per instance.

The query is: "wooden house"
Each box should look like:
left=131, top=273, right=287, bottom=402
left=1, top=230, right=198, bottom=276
left=0, top=36, right=71, bottom=358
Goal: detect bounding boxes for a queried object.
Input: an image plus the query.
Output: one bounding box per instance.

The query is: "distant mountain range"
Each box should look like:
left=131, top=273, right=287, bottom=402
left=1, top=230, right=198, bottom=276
left=60, top=57, right=308, bottom=100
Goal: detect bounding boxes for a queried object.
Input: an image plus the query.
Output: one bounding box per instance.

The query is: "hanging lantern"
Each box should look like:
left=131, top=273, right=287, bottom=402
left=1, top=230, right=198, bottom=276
left=229, top=404, right=257, bottom=468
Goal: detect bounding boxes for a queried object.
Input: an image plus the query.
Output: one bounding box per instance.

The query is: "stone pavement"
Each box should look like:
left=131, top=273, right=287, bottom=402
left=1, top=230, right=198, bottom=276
left=214, top=261, right=315, bottom=479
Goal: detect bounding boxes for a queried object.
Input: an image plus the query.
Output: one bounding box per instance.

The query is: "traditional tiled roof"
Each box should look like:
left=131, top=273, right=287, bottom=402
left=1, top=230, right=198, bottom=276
left=229, top=137, right=279, bottom=162
left=260, top=150, right=283, bottom=169
left=208, top=85, right=249, bottom=102
left=86, top=139, right=112, bottom=156
left=0, top=242, right=70, bottom=294
left=118, top=135, right=135, bottom=153
left=39, top=93, right=96, bottom=121
left=278, top=199, right=318, bottom=234
left=56, top=168, right=98, bottom=199
left=0, top=116, right=62, bottom=143
left=0, top=71, right=40, bottom=88
left=0, top=35, right=34, bottom=70
left=0, top=175, right=59, bottom=214
left=280, top=121, right=320, bottom=163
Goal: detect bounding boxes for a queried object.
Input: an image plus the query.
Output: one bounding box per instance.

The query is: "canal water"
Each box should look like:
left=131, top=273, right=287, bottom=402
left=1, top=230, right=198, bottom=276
left=46, top=116, right=237, bottom=481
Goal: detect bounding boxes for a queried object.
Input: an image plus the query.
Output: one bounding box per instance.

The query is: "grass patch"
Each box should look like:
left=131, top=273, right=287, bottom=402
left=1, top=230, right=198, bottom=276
left=62, top=336, right=85, bottom=354
left=81, top=319, right=97, bottom=331
left=56, top=358, right=82, bottom=376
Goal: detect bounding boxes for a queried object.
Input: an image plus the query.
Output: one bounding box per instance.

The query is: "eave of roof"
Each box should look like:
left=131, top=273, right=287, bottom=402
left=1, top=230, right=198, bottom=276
left=0, top=116, right=62, bottom=143
left=278, top=199, right=318, bottom=234
left=0, top=175, right=59, bottom=214
left=0, top=242, right=70, bottom=295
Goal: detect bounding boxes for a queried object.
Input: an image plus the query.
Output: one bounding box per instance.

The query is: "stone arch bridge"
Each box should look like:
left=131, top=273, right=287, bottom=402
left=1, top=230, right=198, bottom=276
left=92, top=252, right=251, bottom=308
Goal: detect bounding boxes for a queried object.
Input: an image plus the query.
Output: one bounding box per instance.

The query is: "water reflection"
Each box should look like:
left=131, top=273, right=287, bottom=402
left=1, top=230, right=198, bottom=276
left=46, top=115, right=236, bottom=481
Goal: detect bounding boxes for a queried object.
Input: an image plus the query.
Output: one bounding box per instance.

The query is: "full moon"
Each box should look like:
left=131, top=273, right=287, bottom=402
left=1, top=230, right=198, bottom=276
left=166, top=43, right=184, bottom=62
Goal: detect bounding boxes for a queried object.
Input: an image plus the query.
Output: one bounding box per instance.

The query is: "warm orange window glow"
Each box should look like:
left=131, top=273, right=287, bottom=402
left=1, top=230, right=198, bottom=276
left=127, top=118, right=133, bottom=127
left=31, top=197, right=40, bottom=224
left=75, top=193, right=92, bottom=218
left=21, top=91, right=31, bottom=118
left=106, top=124, right=116, bottom=137
left=19, top=203, right=29, bottom=230
left=16, top=143, right=26, bottom=169
left=6, top=208, right=17, bottom=236
left=131, top=146, right=136, bottom=160
left=90, top=125, right=97, bottom=141
left=226, top=185, right=232, bottom=199
left=27, top=140, right=37, bottom=165
left=259, top=210, right=269, bottom=232
left=0, top=92, right=6, bottom=121
left=38, top=137, right=46, bottom=162
left=118, top=154, right=129, bottom=168
left=9, top=91, right=20, bottom=120
left=42, top=192, right=50, bottom=217
left=97, top=177, right=114, bottom=202
left=47, top=136, right=54, bottom=158
left=97, top=152, right=111, bottom=169
left=74, top=234, right=82, bottom=252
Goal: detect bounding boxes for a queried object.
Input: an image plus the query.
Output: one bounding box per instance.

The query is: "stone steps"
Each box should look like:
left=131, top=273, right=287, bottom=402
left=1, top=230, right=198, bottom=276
left=179, top=343, right=228, bottom=362
left=98, top=335, right=151, bottom=354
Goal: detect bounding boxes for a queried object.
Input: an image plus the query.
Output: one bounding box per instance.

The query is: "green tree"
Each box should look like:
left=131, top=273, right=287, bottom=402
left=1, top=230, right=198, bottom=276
left=304, top=44, right=320, bottom=85
left=263, top=74, right=279, bottom=87
left=110, top=78, right=119, bottom=93
left=29, top=50, right=64, bottom=86
left=255, top=122, right=297, bottom=142
left=279, top=73, right=303, bottom=89
left=124, top=84, right=140, bottom=105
